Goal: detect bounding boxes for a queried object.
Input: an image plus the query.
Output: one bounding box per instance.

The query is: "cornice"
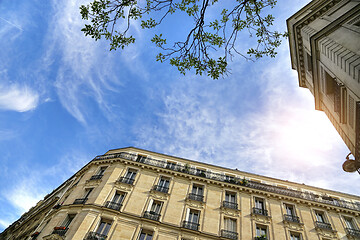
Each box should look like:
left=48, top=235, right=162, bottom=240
left=90, top=153, right=360, bottom=216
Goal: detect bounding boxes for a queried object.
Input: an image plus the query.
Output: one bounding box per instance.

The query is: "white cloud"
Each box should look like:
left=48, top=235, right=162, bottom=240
left=0, top=83, right=39, bottom=112
left=134, top=44, right=360, bottom=196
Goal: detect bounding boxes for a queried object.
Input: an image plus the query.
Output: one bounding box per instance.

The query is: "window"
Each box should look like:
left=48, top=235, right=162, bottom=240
left=136, top=155, right=147, bottom=163
left=325, top=71, right=336, bottom=96
left=61, top=214, right=75, bottom=228
left=74, top=188, right=93, bottom=204
left=256, top=225, right=268, bottom=239
left=254, top=198, right=268, bottom=216
left=188, top=184, right=204, bottom=202
left=165, top=161, right=176, bottom=170
left=315, top=211, right=326, bottom=223
left=224, top=175, right=235, bottom=183
left=195, top=168, right=206, bottom=177
left=97, top=166, right=107, bottom=175
left=138, top=230, right=153, bottom=240
left=154, top=177, right=170, bottom=193
left=344, top=216, right=356, bottom=229
left=183, top=209, right=200, bottom=230
left=285, top=204, right=295, bottom=216
left=90, top=166, right=107, bottom=180
left=144, top=200, right=162, bottom=221
left=290, top=232, right=301, bottom=240
left=95, top=219, right=112, bottom=237
left=224, top=218, right=237, bottom=232
left=223, top=192, right=237, bottom=209
left=105, top=191, right=125, bottom=210
left=120, top=169, right=137, bottom=184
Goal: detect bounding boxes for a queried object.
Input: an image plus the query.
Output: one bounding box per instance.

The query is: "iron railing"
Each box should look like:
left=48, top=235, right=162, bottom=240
left=223, top=201, right=238, bottom=210
left=188, top=193, right=204, bottom=202
left=283, top=214, right=300, bottom=223
left=182, top=221, right=199, bottom=231
left=52, top=227, right=68, bottom=236
left=104, top=201, right=122, bottom=211
left=117, top=177, right=135, bottom=185
left=90, top=174, right=103, bottom=180
left=84, top=232, right=108, bottom=240
left=94, top=152, right=360, bottom=212
left=143, top=211, right=161, bottom=221
left=315, top=221, right=332, bottom=230
left=253, top=207, right=268, bottom=216
left=254, top=237, right=267, bottom=240
left=345, top=228, right=360, bottom=237
left=73, top=198, right=88, bottom=204
left=221, top=230, right=238, bottom=239
left=152, top=185, right=169, bottom=193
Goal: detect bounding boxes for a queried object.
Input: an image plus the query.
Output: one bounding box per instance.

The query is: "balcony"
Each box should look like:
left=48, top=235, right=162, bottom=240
left=182, top=221, right=199, bottom=231
left=345, top=228, right=360, bottom=237
left=221, top=229, right=238, bottom=239
left=188, top=193, right=204, bottom=202
left=254, top=237, right=267, bottom=240
left=104, top=201, right=122, bottom=211
left=223, top=201, right=238, bottom=210
left=283, top=214, right=300, bottom=223
left=117, top=177, right=134, bottom=185
left=84, top=232, right=108, bottom=240
left=52, top=226, right=68, bottom=236
left=90, top=174, right=103, bottom=180
left=315, top=221, right=332, bottom=230
left=143, top=211, right=161, bottom=221
left=152, top=185, right=169, bottom=193
left=73, top=198, right=88, bottom=204
left=253, top=207, right=268, bottom=216
left=31, top=232, right=40, bottom=240
left=94, top=152, right=360, bottom=212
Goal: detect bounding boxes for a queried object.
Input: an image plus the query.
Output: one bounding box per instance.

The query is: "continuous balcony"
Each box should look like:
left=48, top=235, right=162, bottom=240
left=143, top=211, right=161, bottom=221
left=152, top=185, right=169, bottom=193
left=253, top=207, right=268, bottom=216
left=346, top=228, right=360, bottom=237
left=254, top=237, right=267, bottom=240
left=89, top=174, right=103, bottom=180
left=182, top=221, right=199, bottom=231
left=94, top=152, right=360, bottom=212
left=283, top=214, right=300, bottom=223
left=73, top=198, right=88, bottom=204
left=223, top=201, right=238, bottom=210
left=104, top=201, right=122, bottom=211
left=188, top=193, right=204, bottom=202
left=84, top=232, right=108, bottom=240
left=315, top=221, right=332, bottom=231
left=221, top=230, right=238, bottom=239
left=117, top=177, right=134, bottom=185
left=52, top=226, right=68, bottom=236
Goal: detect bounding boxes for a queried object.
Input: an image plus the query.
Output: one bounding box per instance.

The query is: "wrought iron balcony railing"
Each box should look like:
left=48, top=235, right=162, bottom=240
left=345, top=228, right=360, bottom=237
left=254, top=237, right=267, bottom=240
left=315, top=221, right=332, bottom=230
left=223, top=201, right=238, bottom=210
left=221, top=230, right=238, bottom=239
left=84, top=232, right=108, bottom=240
left=188, top=193, right=204, bottom=202
left=182, top=221, right=199, bottom=231
left=94, top=152, right=360, bottom=212
left=117, top=177, right=135, bottom=185
left=73, top=198, right=88, bottom=204
left=104, top=201, right=122, bottom=211
left=90, top=174, right=103, bottom=180
left=52, top=227, right=68, bottom=236
left=152, top=185, right=169, bottom=193
left=143, top=211, right=161, bottom=221
left=253, top=207, right=268, bottom=216
left=283, top=214, right=300, bottom=223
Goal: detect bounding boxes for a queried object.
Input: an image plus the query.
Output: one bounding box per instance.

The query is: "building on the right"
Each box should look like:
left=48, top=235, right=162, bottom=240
left=287, top=0, right=360, bottom=170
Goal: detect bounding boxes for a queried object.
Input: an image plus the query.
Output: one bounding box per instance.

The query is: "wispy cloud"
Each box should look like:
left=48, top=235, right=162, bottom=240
left=134, top=44, right=359, bottom=196
left=0, top=83, right=39, bottom=112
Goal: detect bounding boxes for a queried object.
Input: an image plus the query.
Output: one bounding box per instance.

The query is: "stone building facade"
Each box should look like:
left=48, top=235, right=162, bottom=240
left=287, top=0, right=360, bottom=163
left=1, top=147, right=360, bottom=240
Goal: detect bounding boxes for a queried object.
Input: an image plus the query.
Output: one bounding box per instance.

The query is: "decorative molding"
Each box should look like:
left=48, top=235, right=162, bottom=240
left=185, top=199, right=205, bottom=210
left=250, top=213, right=271, bottom=224
left=149, top=191, right=168, bottom=201
left=43, top=234, right=64, bottom=240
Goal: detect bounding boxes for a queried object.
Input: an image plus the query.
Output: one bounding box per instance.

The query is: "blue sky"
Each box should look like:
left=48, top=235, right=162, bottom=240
left=0, top=0, right=358, bottom=231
